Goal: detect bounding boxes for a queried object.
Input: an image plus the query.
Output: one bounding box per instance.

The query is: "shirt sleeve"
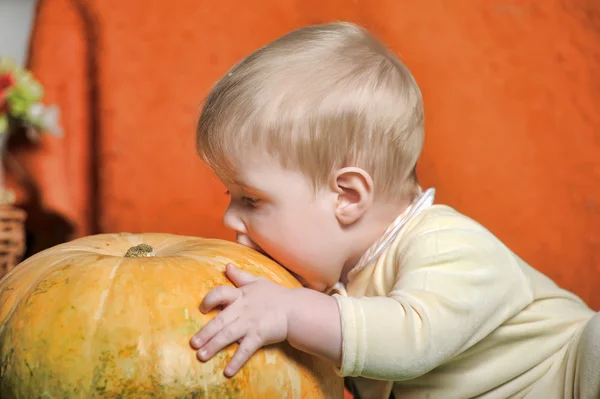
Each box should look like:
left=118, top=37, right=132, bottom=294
left=334, top=226, right=534, bottom=380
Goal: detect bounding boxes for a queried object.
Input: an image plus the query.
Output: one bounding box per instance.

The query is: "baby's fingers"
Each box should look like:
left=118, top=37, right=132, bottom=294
left=197, top=317, right=247, bottom=363
left=224, top=334, right=263, bottom=377
left=200, top=285, right=241, bottom=313
left=190, top=306, right=237, bottom=350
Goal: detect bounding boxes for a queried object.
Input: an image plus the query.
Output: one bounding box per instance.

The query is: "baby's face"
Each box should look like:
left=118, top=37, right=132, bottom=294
left=217, top=156, right=347, bottom=292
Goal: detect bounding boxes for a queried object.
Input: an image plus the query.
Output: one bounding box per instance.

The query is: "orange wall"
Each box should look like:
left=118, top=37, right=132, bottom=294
left=14, top=0, right=600, bottom=308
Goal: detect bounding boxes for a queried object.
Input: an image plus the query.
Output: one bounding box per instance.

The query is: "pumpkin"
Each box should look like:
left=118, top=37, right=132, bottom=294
left=0, top=233, right=343, bottom=398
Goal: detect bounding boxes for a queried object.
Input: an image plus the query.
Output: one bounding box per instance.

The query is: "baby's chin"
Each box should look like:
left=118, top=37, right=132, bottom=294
left=257, top=251, right=317, bottom=289
left=286, top=271, right=331, bottom=292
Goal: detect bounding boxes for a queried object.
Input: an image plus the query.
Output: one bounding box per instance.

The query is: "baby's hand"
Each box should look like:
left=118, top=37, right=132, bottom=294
left=189, top=263, right=292, bottom=377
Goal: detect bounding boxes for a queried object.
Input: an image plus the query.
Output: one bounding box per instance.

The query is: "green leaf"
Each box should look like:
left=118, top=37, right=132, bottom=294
left=0, top=115, right=7, bottom=135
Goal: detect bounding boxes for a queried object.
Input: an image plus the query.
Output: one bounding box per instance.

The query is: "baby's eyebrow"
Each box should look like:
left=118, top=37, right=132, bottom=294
left=234, top=182, right=266, bottom=197
left=232, top=181, right=253, bottom=191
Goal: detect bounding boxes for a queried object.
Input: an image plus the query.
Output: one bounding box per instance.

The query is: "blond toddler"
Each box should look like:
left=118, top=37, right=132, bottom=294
left=189, top=22, right=600, bottom=398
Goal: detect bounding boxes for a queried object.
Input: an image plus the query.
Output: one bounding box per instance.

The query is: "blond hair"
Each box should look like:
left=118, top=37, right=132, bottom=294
left=197, top=22, right=424, bottom=201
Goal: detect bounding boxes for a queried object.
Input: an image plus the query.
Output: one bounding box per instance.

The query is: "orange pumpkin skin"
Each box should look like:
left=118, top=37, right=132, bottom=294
left=0, top=233, right=343, bottom=398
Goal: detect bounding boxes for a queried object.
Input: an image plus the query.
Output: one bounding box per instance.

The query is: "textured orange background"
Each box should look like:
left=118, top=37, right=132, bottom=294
left=9, top=0, right=600, bottom=309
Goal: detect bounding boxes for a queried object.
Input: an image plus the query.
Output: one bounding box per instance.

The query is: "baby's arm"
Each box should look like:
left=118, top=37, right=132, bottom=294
left=285, top=287, right=343, bottom=364
left=335, top=227, right=534, bottom=380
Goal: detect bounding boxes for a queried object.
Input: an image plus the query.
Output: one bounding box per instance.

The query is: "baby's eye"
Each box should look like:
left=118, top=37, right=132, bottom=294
left=241, top=196, right=260, bottom=207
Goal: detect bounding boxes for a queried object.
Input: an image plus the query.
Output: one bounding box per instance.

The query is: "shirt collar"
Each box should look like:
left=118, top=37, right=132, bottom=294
left=345, top=187, right=436, bottom=282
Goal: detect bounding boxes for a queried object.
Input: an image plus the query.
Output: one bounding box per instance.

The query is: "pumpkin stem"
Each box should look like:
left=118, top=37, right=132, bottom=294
left=124, top=244, right=155, bottom=258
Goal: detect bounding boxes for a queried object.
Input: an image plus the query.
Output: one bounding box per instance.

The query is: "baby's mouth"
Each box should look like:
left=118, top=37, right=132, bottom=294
left=235, top=234, right=309, bottom=287
left=236, top=234, right=273, bottom=259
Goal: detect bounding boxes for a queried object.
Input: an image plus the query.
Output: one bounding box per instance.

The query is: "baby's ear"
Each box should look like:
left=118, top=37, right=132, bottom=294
left=332, top=167, right=374, bottom=225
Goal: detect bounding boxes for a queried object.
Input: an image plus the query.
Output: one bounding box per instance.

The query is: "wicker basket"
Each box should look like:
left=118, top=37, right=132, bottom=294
left=0, top=205, right=26, bottom=279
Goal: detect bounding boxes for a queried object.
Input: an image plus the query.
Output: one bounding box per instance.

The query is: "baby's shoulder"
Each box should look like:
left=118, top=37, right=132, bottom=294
left=404, top=204, right=490, bottom=236
left=394, top=204, right=507, bottom=257
left=391, top=204, right=517, bottom=272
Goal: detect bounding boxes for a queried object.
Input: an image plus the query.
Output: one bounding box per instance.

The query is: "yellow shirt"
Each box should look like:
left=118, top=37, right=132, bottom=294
left=334, top=202, right=595, bottom=399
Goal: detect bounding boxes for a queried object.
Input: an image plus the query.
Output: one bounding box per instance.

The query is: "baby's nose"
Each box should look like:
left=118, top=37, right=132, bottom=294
left=223, top=204, right=246, bottom=234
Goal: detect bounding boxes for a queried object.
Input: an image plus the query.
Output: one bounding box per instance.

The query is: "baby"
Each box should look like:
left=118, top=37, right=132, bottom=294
left=189, top=22, right=599, bottom=398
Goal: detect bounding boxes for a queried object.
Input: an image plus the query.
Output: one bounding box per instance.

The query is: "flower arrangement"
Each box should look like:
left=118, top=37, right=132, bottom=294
left=0, top=57, right=62, bottom=204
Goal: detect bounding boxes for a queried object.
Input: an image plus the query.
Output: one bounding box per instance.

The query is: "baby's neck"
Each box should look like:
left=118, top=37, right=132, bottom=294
left=340, top=199, right=412, bottom=283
